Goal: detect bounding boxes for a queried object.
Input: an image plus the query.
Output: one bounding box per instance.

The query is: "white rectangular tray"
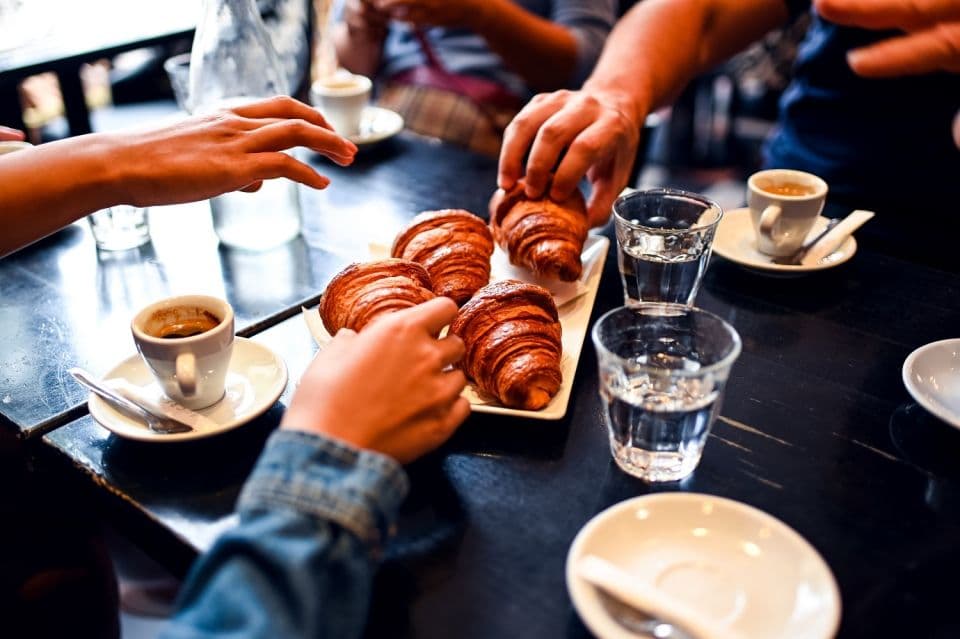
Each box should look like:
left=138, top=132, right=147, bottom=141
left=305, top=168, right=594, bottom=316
left=305, top=234, right=609, bottom=421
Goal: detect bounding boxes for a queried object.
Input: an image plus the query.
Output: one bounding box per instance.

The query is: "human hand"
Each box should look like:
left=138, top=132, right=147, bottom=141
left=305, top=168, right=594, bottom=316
left=111, top=96, right=357, bottom=207
left=281, top=297, right=470, bottom=464
left=371, top=0, right=482, bottom=29
left=815, top=0, right=960, bottom=77
left=498, top=89, right=642, bottom=228
left=0, top=125, right=26, bottom=141
left=343, top=0, right=391, bottom=40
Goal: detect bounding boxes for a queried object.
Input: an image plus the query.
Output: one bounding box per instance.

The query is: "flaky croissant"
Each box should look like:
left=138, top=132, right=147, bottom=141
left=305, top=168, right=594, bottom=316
left=391, top=209, right=494, bottom=306
left=489, top=180, right=588, bottom=282
left=451, top=280, right=562, bottom=410
left=319, top=258, right=435, bottom=334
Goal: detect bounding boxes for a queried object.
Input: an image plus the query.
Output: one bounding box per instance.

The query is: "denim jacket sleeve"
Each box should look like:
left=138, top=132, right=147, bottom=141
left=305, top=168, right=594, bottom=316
left=160, top=429, right=409, bottom=639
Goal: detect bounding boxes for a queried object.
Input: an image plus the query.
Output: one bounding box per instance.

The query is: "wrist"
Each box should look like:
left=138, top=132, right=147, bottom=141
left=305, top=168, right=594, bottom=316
left=581, top=81, right=648, bottom=130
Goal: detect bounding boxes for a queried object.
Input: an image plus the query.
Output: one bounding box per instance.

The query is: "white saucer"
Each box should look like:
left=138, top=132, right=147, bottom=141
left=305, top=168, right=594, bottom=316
left=713, top=208, right=857, bottom=274
left=902, top=338, right=960, bottom=429
left=88, top=337, right=288, bottom=443
left=566, top=493, right=841, bottom=639
left=349, top=106, right=404, bottom=147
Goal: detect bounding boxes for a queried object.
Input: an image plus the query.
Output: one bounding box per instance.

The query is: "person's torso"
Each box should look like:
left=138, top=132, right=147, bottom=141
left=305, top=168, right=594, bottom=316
left=765, top=11, right=960, bottom=213
left=380, top=0, right=554, bottom=98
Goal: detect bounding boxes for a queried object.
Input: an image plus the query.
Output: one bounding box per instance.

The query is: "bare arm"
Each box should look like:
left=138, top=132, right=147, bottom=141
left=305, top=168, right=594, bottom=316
left=587, top=0, right=788, bottom=119
left=334, top=0, right=391, bottom=77
left=375, top=0, right=589, bottom=91
left=498, top=0, right=789, bottom=225
left=0, top=97, right=356, bottom=258
left=467, top=0, right=580, bottom=92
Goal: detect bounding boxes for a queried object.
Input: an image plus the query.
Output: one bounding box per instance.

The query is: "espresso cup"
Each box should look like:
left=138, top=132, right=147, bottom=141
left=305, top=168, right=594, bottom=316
left=747, top=169, right=828, bottom=256
left=310, top=71, right=372, bottom=137
left=131, top=295, right=234, bottom=409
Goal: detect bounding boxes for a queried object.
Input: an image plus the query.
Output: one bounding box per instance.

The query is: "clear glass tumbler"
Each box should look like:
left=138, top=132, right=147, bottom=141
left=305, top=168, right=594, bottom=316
left=592, top=304, right=741, bottom=482
left=87, top=205, right=151, bottom=251
left=613, top=189, right=722, bottom=306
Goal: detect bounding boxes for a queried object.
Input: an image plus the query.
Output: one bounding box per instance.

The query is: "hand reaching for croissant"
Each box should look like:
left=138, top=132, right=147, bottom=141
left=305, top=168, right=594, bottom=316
left=282, top=297, right=470, bottom=464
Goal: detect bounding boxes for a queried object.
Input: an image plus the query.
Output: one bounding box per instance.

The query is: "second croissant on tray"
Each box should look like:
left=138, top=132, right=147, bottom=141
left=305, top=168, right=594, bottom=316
left=451, top=280, right=562, bottom=410
left=489, top=180, right=589, bottom=282
left=391, top=209, right=494, bottom=306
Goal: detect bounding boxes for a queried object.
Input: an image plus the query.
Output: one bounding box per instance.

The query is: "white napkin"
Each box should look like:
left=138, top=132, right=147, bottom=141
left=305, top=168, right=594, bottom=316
left=577, top=554, right=744, bottom=639
left=107, top=378, right=221, bottom=432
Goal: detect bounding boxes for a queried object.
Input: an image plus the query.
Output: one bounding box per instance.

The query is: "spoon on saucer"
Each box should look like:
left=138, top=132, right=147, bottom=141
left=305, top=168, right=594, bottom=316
left=69, top=367, right=193, bottom=434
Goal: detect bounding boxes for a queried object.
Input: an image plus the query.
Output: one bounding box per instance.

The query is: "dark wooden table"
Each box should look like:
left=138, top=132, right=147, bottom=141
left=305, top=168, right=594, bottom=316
left=6, top=133, right=960, bottom=637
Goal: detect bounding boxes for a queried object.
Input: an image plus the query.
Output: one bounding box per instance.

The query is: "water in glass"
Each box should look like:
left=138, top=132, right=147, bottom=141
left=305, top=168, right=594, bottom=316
left=592, top=305, right=741, bottom=482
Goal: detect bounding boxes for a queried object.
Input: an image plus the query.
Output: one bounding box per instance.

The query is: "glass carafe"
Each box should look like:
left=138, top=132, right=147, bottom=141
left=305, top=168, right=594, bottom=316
left=189, top=0, right=302, bottom=251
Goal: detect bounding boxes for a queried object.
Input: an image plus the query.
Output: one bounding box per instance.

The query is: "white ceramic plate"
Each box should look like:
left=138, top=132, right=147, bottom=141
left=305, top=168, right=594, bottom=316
left=902, top=338, right=960, bottom=429
left=348, top=106, right=404, bottom=147
left=88, top=337, right=287, bottom=442
left=567, top=493, right=841, bottom=639
left=713, top=208, right=856, bottom=274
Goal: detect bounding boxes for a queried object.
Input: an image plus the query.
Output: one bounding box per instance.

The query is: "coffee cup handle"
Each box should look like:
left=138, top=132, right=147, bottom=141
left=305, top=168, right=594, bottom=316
left=176, top=352, right=197, bottom=397
left=758, top=204, right=784, bottom=244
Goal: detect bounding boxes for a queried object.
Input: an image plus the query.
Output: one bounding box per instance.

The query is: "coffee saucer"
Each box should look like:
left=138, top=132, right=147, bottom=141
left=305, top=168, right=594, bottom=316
left=902, top=338, right=960, bottom=429
left=349, top=106, right=404, bottom=147
left=566, top=493, right=840, bottom=639
left=713, top=208, right=857, bottom=274
left=88, top=337, right=287, bottom=443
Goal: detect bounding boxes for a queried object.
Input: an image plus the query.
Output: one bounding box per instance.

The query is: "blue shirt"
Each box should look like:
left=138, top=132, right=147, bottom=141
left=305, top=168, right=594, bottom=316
left=160, top=430, right=408, bottom=639
left=363, top=0, right=617, bottom=98
left=765, top=2, right=960, bottom=212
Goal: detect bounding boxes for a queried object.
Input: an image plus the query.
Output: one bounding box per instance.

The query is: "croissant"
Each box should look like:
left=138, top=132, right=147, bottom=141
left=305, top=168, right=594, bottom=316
left=319, top=258, right=435, bottom=334
left=489, top=180, right=588, bottom=282
left=451, top=280, right=562, bottom=410
left=391, top=209, right=494, bottom=305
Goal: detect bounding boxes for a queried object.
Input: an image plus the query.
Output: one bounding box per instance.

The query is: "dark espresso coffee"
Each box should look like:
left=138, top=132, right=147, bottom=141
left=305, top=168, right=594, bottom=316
left=757, top=180, right=817, bottom=196
left=149, top=309, right=221, bottom=339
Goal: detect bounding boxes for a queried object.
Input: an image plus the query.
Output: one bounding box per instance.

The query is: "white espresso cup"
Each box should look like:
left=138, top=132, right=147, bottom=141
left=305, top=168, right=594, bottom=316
left=131, top=295, right=234, bottom=409
left=310, top=71, right=372, bottom=137
left=747, top=169, right=828, bottom=256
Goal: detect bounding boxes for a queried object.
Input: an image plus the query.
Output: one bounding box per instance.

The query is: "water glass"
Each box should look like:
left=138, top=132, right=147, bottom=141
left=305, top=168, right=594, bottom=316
left=613, top=189, right=722, bottom=306
left=163, top=52, right=191, bottom=112
left=592, top=304, right=741, bottom=482
left=88, top=205, right=151, bottom=251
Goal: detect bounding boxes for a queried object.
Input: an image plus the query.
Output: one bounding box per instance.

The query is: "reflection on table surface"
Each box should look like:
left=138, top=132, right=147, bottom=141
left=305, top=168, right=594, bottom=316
left=4, top=132, right=960, bottom=638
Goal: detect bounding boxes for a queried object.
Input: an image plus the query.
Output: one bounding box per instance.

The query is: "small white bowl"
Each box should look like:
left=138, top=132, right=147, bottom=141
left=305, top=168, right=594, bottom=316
left=902, top=338, right=960, bottom=428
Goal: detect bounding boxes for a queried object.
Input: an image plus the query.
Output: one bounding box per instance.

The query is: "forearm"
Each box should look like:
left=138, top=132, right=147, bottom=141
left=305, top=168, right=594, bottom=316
left=0, top=134, right=125, bottom=258
left=162, top=430, right=408, bottom=639
left=470, top=0, right=579, bottom=92
left=334, top=22, right=386, bottom=77
left=585, top=0, right=789, bottom=123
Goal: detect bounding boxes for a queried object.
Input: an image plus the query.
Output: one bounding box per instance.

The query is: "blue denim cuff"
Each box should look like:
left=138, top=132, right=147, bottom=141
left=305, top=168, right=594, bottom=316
left=239, top=430, right=409, bottom=549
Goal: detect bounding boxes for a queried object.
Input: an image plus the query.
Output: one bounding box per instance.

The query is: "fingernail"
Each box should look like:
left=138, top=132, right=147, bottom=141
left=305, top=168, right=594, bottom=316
left=846, top=49, right=864, bottom=71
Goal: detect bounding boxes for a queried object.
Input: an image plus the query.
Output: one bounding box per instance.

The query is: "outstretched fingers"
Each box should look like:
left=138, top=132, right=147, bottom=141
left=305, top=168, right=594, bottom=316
left=243, top=118, right=357, bottom=165
left=847, top=23, right=960, bottom=76
left=815, top=0, right=960, bottom=31
left=231, top=95, right=334, bottom=130
left=248, top=152, right=331, bottom=189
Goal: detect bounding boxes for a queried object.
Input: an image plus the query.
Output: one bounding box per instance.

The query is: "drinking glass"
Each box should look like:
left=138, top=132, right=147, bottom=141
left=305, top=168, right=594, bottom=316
left=592, top=304, right=741, bottom=482
left=613, top=189, right=722, bottom=306
left=88, top=205, right=151, bottom=251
